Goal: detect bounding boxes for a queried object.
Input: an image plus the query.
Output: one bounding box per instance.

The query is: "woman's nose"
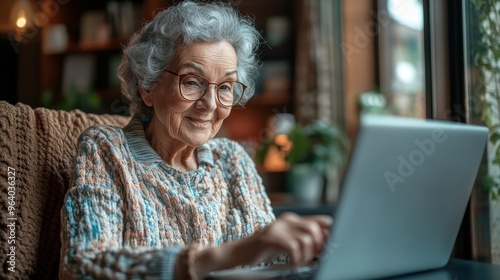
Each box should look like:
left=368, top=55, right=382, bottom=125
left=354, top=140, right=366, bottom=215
left=197, top=84, right=218, bottom=109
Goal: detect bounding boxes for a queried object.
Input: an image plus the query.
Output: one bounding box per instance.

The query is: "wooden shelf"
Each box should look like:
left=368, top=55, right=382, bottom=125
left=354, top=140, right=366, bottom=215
left=247, top=93, right=290, bottom=107
left=44, top=39, right=127, bottom=55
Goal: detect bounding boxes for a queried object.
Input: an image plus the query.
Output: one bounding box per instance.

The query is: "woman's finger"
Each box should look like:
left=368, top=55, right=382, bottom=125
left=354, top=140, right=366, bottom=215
left=306, top=215, right=333, bottom=229
left=251, top=213, right=334, bottom=267
left=296, top=233, right=316, bottom=265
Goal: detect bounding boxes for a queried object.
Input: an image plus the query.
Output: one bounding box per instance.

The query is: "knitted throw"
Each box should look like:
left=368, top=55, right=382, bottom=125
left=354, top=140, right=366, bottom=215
left=0, top=101, right=129, bottom=279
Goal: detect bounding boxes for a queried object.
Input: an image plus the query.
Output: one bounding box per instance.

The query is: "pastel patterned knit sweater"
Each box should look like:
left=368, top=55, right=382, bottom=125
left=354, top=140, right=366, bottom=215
left=59, top=116, right=276, bottom=279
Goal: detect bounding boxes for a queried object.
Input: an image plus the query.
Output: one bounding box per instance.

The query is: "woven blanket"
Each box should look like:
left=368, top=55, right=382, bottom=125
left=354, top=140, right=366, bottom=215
left=0, top=101, right=129, bottom=279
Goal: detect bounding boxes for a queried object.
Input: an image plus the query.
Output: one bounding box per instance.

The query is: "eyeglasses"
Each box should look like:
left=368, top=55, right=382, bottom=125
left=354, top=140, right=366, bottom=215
left=165, top=70, right=247, bottom=107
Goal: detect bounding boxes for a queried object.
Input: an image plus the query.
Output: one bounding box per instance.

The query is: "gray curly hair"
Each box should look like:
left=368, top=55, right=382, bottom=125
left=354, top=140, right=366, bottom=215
left=117, top=1, right=262, bottom=118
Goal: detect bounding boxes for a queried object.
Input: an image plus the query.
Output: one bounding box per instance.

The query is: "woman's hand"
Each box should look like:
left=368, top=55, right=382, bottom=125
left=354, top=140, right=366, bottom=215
left=191, top=212, right=333, bottom=278
left=243, top=212, right=333, bottom=266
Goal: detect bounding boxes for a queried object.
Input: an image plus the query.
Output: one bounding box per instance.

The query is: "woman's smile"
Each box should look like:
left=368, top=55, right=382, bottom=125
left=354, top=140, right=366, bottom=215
left=187, top=117, right=212, bottom=128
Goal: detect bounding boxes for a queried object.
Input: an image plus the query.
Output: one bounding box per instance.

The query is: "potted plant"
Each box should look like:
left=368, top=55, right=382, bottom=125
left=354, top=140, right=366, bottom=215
left=472, top=0, right=500, bottom=200
left=257, top=120, right=349, bottom=204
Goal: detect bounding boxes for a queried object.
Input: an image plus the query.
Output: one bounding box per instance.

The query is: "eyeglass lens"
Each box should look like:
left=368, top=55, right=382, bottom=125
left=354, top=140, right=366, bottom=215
left=180, top=75, right=244, bottom=106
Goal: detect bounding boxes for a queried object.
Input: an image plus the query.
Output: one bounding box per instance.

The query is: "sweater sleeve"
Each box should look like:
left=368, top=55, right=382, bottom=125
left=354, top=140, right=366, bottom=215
left=225, top=140, right=288, bottom=265
left=227, top=140, right=276, bottom=230
left=59, top=127, right=183, bottom=280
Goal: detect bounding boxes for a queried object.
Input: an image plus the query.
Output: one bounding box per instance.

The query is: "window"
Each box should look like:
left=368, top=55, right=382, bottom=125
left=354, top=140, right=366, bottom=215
left=378, top=0, right=426, bottom=118
left=376, top=0, right=500, bottom=263
left=463, top=0, right=500, bottom=263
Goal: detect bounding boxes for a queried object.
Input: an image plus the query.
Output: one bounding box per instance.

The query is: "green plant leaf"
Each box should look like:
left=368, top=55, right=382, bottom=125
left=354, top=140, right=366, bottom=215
left=87, top=92, right=102, bottom=109
left=285, top=126, right=309, bottom=165
left=490, top=131, right=500, bottom=143
left=492, top=191, right=498, bottom=201
left=256, top=138, right=273, bottom=165
left=41, top=90, right=54, bottom=108
left=493, top=145, right=500, bottom=165
left=483, top=175, right=495, bottom=192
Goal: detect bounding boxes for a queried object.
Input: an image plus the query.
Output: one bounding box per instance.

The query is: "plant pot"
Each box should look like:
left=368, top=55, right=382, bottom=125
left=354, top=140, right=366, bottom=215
left=286, top=163, right=324, bottom=204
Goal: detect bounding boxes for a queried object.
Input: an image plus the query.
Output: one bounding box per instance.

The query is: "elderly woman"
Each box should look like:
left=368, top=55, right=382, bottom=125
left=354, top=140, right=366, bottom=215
left=59, top=1, right=331, bottom=279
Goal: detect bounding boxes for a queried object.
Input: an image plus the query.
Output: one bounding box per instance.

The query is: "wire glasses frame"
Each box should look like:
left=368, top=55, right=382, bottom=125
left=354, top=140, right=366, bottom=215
left=165, top=70, right=247, bottom=107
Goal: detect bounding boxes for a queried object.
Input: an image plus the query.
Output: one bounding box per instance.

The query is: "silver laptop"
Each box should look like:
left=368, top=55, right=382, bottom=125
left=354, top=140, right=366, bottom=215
left=208, top=115, right=488, bottom=280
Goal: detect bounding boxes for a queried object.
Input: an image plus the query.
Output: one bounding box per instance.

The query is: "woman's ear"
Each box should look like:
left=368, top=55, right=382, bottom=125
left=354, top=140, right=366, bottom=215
left=139, top=88, right=154, bottom=107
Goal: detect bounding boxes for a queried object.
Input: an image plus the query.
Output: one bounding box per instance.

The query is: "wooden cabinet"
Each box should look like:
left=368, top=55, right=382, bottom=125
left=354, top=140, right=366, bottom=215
left=39, top=0, right=161, bottom=111
left=39, top=0, right=295, bottom=145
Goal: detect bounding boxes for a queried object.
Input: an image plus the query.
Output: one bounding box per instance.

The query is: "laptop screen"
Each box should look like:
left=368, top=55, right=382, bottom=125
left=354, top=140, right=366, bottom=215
left=316, top=115, right=488, bottom=280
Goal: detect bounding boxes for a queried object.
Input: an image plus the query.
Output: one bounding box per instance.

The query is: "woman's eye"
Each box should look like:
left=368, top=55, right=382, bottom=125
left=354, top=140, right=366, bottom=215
left=186, top=82, right=199, bottom=87
left=219, top=83, right=232, bottom=92
left=182, top=76, right=203, bottom=87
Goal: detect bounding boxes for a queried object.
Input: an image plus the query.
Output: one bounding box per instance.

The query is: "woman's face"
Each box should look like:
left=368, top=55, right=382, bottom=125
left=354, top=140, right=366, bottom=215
left=141, top=41, right=237, bottom=147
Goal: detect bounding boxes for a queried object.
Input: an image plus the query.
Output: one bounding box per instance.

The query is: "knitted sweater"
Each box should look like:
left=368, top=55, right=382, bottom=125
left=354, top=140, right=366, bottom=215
left=59, top=116, right=275, bottom=279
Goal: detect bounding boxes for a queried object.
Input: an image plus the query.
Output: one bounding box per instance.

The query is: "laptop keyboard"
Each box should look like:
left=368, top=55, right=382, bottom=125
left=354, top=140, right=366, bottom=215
left=282, top=265, right=318, bottom=280
left=205, top=262, right=318, bottom=280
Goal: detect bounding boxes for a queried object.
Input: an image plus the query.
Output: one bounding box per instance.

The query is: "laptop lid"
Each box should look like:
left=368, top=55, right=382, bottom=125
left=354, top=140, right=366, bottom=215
left=315, top=115, right=488, bottom=280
